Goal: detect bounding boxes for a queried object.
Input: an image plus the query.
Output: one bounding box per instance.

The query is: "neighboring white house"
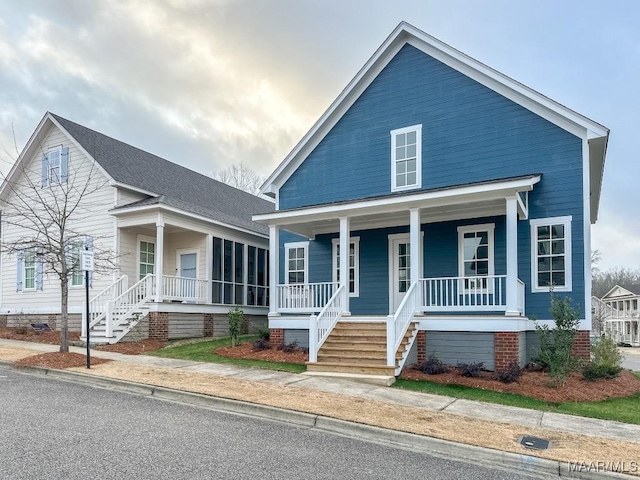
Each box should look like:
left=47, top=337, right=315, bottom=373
left=592, top=285, right=640, bottom=346
left=0, top=112, right=274, bottom=343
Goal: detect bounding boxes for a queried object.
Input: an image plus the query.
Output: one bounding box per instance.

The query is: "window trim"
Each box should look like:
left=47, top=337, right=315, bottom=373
left=23, top=248, right=37, bottom=292
left=457, top=223, right=495, bottom=290
left=530, top=216, right=572, bottom=293
left=176, top=248, right=199, bottom=279
left=331, top=236, right=360, bottom=297
left=390, top=124, right=422, bottom=192
left=284, top=241, right=309, bottom=285
left=47, top=146, right=63, bottom=186
left=137, top=235, right=156, bottom=280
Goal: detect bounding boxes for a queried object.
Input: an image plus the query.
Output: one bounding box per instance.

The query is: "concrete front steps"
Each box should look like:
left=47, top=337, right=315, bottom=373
left=305, top=317, right=418, bottom=385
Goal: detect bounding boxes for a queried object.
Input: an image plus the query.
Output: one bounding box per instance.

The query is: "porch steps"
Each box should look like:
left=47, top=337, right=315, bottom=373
left=81, top=307, right=149, bottom=345
left=306, top=319, right=418, bottom=381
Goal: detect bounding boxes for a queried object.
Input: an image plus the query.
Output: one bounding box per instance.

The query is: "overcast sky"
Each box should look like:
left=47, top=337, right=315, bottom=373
left=0, top=0, right=638, bottom=271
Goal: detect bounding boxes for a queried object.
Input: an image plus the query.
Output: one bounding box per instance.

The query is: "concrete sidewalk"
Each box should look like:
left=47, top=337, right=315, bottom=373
left=1, top=338, right=639, bottom=445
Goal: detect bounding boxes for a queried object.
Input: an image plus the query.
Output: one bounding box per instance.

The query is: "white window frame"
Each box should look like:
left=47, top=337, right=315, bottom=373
left=391, top=124, right=422, bottom=192
left=23, top=248, right=37, bottom=291
left=331, top=237, right=360, bottom=297
left=47, top=146, right=62, bottom=185
left=176, top=248, right=199, bottom=279
left=530, top=216, right=572, bottom=293
left=284, top=241, right=308, bottom=285
left=457, top=224, right=495, bottom=291
left=137, top=235, right=156, bottom=280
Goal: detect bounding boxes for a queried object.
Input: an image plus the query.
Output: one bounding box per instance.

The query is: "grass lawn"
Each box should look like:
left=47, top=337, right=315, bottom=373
left=394, top=371, right=640, bottom=425
left=147, top=335, right=307, bottom=373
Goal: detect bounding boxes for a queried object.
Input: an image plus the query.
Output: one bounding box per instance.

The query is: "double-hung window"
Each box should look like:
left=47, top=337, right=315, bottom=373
left=285, top=242, right=308, bottom=284
left=139, top=240, right=155, bottom=279
left=531, top=216, right=572, bottom=292
left=48, top=147, right=61, bottom=184
left=458, top=224, right=495, bottom=290
left=391, top=124, right=422, bottom=192
left=23, top=248, right=37, bottom=291
left=332, top=238, right=359, bottom=296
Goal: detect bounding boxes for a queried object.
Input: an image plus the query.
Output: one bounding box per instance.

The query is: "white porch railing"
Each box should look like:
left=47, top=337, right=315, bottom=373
left=419, top=275, right=509, bottom=311
left=153, top=274, right=208, bottom=303
left=603, top=319, right=640, bottom=347
left=106, top=274, right=154, bottom=337
left=276, top=282, right=339, bottom=313
left=82, top=275, right=129, bottom=338
left=308, top=285, right=347, bottom=363
left=387, top=281, right=419, bottom=368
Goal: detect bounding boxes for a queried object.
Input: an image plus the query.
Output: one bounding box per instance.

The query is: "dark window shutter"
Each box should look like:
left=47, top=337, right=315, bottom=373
left=41, top=153, right=49, bottom=187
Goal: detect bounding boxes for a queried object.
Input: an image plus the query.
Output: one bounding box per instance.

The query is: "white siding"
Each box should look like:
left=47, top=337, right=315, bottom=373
left=165, top=232, right=207, bottom=279
left=116, top=188, right=148, bottom=207
left=1, top=124, right=117, bottom=314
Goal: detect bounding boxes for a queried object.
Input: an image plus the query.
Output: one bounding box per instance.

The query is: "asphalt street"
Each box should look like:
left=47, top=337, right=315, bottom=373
left=622, top=349, right=640, bottom=372
left=0, top=365, right=542, bottom=480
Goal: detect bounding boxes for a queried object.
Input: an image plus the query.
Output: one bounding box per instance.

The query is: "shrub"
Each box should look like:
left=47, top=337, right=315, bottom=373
left=535, top=295, right=582, bottom=386
left=256, top=325, right=270, bottom=341
left=277, top=340, right=299, bottom=353
left=15, top=326, right=28, bottom=335
left=227, top=306, right=244, bottom=347
left=457, top=361, right=484, bottom=378
left=582, top=336, right=623, bottom=381
left=493, top=361, right=523, bottom=384
left=416, top=354, right=448, bottom=375
left=252, top=338, right=271, bottom=351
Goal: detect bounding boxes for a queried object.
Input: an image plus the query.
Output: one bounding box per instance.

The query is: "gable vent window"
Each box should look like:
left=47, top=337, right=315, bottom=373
left=391, top=124, right=422, bottom=192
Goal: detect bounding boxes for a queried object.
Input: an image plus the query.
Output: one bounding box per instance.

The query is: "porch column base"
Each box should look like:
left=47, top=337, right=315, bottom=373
left=416, top=331, right=426, bottom=364
left=494, top=332, right=521, bottom=370
left=270, top=328, right=284, bottom=345
left=571, top=330, right=590, bottom=362
left=268, top=312, right=281, bottom=318
left=505, top=310, right=521, bottom=317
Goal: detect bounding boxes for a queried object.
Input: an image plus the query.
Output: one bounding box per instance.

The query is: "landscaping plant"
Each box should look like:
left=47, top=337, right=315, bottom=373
left=256, top=325, right=270, bottom=341
left=228, top=306, right=244, bottom=347
left=582, top=335, right=624, bottom=381
left=416, top=354, right=448, bottom=375
left=456, top=361, right=484, bottom=378
left=535, top=295, right=582, bottom=386
left=277, top=339, right=299, bottom=353
left=252, top=338, right=271, bottom=351
left=493, top=361, right=523, bottom=384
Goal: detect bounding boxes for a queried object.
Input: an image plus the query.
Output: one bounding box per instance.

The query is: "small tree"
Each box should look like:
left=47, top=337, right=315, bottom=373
left=1, top=144, right=116, bottom=352
left=228, top=306, right=244, bottom=347
left=535, top=296, right=582, bottom=386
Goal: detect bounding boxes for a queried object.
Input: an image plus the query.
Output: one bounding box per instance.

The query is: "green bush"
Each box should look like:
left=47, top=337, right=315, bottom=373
left=228, top=306, right=244, bottom=347
left=535, top=296, right=582, bottom=386
left=256, top=325, right=270, bottom=341
left=582, top=336, right=623, bottom=381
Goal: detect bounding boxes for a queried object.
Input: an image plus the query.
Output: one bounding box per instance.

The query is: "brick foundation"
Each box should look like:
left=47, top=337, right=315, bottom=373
left=416, top=331, right=426, bottom=364
left=148, top=312, right=169, bottom=342
left=494, top=332, right=520, bottom=371
left=572, top=330, right=591, bottom=362
left=270, top=328, right=284, bottom=345
left=0, top=315, right=7, bottom=328
left=203, top=314, right=214, bottom=337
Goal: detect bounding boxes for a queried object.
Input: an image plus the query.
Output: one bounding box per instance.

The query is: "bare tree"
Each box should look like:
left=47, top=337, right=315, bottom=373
left=212, top=162, right=265, bottom=196
left=592, top=267, right=640, bottom=298
left=0, top=146, right=116, bottom=352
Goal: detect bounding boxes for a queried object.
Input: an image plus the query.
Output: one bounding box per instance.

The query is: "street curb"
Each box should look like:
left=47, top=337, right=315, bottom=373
left=2, top=361, right=635, bottom=479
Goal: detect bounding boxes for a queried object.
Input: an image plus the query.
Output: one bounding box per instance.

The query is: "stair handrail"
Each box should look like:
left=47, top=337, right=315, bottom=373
left=83, top=275, right=129, bottom=336
left=308, top=284, right=346, bottom=363
left=388, top=281, right=419, bottom=367
left=105, top=274, right=153, bottom=337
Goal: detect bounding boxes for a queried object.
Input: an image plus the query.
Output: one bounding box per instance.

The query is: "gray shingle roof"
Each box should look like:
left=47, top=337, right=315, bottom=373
left=51, top=113, right=274, bottom=235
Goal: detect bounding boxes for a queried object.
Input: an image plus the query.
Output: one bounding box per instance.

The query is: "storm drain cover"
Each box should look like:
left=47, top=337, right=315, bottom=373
left=519, top=435, right=551, bottom=450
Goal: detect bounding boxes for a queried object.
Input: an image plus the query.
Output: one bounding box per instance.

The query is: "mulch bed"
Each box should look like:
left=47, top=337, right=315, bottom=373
left=400, top=367, right=640, bottom=403
left=94, top=339, right=166, bottom=355
left=215, top=341, right=308, bottom=364
left=14, top=352, right=112, bottom=369
left=0, top=327, right=80, bottom=345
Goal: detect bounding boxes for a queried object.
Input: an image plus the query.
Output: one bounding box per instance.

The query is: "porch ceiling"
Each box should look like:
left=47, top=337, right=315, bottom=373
left=255, top=174, right=540, bottom=238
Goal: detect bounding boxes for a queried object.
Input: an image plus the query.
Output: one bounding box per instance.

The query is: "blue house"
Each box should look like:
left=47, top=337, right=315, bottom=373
left=254, top=22, right=609, bottom=383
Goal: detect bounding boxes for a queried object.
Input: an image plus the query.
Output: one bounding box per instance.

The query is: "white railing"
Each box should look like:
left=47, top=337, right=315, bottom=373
left=517, top=279, right=525, bottom=315
left=308, top=285, right=347, bottom=362
left=82, top=275, right=129, bottom=337
left=388, top=281, right=419, bottom=368
left=155, top=275, right=208, bottom=303
left=276, top=282, right=339, bottom=313
left=106, top=274, right=153, bottom=337
left=419, top=275, right=508, bottom=311
left=603, top=319, right=640, bottom=347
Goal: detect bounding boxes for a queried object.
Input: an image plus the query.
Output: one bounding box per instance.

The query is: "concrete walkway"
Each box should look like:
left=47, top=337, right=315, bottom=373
left=2, top=338, right=639, bottom=445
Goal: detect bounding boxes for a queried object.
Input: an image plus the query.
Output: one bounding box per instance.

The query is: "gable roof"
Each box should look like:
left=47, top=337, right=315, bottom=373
left=48, top=113, right=274, bottom=236
left=602, top=284, right=640, bottom=299
left=260, top=21, right=609, bottom=223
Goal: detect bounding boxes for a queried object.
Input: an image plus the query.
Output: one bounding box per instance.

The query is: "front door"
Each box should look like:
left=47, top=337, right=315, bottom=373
left=179, top=253, right=197, bottom=299
left=389, top=235, right=411, bottom=313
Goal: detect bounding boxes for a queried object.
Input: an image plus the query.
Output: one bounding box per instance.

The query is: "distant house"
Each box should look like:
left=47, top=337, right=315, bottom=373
left=0, top=112, right=273, bottom=343
left=254, top=22, right=609, bottom=380
left=592, top=285, right=640, bottom=346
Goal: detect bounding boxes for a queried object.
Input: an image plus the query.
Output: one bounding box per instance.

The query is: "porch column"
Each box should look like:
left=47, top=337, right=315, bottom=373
left=339, top=216, right=350, bottom=315
left=269, top=225, right=279, bottom=316
left=409, top=208, right=421, bottom=284
left=206, top=234, right=213, bottom=303
left=155, top=214, right=164, bottom=303
left=505, top=196, right=519, bottom=316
